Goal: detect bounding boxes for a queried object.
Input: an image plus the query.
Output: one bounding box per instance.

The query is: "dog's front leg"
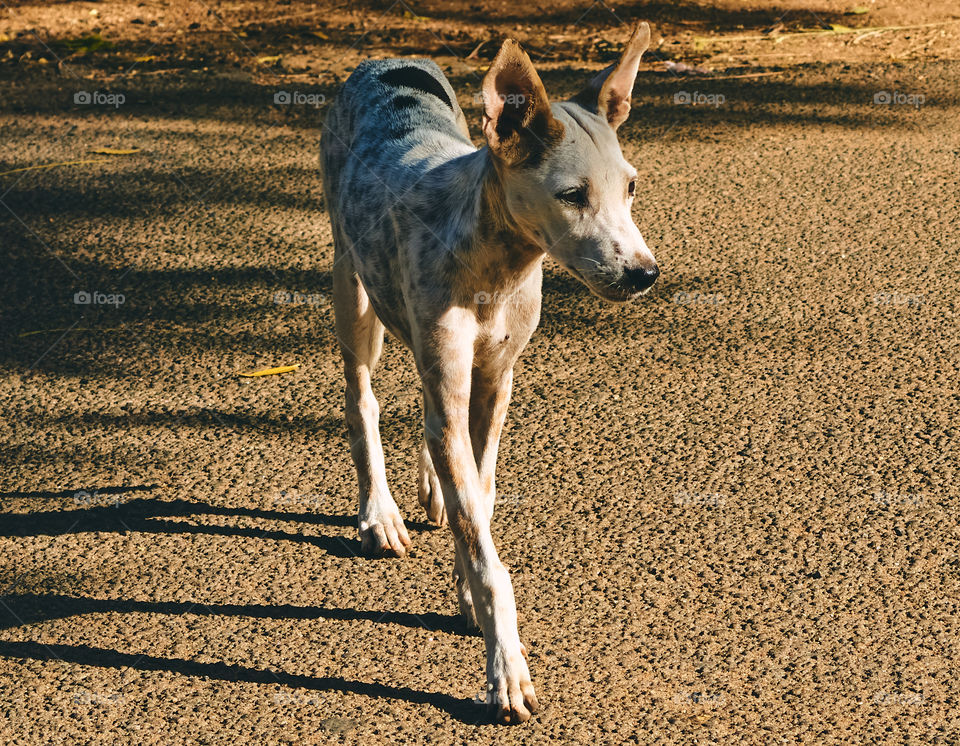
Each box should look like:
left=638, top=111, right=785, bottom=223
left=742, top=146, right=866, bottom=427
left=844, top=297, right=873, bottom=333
left=418, top=326, right=537, bottom=725
left=452, top=367, right=515, bottom=627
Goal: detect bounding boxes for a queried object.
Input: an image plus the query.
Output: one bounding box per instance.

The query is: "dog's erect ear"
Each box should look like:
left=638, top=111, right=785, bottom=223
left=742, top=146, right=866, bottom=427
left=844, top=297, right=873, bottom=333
left=570, top=21, right=650, bottom=129
left=482, top=40, right=563, bottom=165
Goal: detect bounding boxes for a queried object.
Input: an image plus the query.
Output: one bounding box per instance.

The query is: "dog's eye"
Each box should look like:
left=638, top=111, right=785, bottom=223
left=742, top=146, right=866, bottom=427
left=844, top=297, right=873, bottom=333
left=628, top=179, right=636, bottom=197
left=556, top=186, right=588, bottom=208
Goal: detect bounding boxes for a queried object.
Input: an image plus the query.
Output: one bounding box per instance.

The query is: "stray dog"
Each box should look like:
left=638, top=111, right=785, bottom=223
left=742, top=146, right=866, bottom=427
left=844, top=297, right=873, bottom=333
left=320, top=22, right=657, bottom=724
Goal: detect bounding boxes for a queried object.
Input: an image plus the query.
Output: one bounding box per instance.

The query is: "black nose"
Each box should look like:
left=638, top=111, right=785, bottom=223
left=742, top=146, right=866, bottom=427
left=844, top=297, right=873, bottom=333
left=623, top=264, right=660, bottom=292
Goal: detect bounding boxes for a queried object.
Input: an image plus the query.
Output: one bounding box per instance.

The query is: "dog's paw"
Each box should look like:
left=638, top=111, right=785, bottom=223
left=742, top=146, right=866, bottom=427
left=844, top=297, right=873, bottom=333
left=486, top=650, right=538, bottom=725
left=358, top=507, right=411, bottom=558
left=418, top=445, right=446, bottom=526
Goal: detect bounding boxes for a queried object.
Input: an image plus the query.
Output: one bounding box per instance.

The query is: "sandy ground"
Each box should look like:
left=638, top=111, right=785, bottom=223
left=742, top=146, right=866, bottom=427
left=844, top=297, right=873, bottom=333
left=2, top=1, right=959, bottom=744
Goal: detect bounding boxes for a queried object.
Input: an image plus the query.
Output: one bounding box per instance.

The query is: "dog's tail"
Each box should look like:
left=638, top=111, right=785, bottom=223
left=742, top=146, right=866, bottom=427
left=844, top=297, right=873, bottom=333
left=319, top=87, right=354, bottom=222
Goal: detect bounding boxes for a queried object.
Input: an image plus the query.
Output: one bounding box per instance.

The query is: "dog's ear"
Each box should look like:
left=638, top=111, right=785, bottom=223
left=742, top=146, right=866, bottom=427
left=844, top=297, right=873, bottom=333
left=482, top=40, right=563, bottom=165
left=570, top=21, right=650, bottom=130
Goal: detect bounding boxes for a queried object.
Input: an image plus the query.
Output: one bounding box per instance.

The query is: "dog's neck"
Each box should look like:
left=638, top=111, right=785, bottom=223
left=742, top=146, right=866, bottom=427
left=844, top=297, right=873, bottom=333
left=454, top=148, right=546, bottom=289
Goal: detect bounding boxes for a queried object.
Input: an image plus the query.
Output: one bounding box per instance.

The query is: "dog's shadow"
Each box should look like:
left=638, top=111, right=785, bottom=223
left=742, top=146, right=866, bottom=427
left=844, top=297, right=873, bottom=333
left=0, top=488, right=486, bottom=723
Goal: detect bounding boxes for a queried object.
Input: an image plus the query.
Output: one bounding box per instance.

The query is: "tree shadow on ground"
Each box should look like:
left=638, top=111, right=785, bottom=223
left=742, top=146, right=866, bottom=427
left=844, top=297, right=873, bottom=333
left=0, top=484, right=475, bottom=718
left=0, top=492, right=441, bottom=554
left=0, top=592, right=466, bottom=635
left=1, top=65, right=949, bottom=131
left=404, top=0, right=852, bottom=30
left=0, top=639, right=486, bottom=723
left=1, top=62, right=943, bottom=377
left=0, top=0, right=862, bottom=71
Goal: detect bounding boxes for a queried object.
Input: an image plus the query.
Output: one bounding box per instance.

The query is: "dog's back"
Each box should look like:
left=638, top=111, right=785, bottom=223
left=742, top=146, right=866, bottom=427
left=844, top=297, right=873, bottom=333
left=321, top=60, right=474, bottom=224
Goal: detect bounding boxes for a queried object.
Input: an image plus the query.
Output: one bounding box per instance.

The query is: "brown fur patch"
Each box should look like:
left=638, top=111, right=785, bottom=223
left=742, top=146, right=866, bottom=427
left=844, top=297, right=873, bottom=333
left=449, top=506, right=483, bottom=560
left=468, top=168, right=545, bottom=282
left=495, top=102, right=564, bottom=168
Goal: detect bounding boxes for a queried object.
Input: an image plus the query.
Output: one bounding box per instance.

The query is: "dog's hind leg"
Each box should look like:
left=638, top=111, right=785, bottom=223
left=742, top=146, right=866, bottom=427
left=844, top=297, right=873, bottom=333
left=333, top=251, right=411, bottom=557
left=470, top=367, right=513, bottom=521
left=418, top=438, right=446, bottom=526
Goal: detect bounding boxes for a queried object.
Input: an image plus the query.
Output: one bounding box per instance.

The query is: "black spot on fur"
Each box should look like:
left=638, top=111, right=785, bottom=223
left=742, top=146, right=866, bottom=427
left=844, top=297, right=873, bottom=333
left=384, top=125, right=413, bottom=140
left=422, top=197, right=449, bottom=226
left=380, top=67, right=454, bottom=111
left=356, top=142, right=382, bottom=163
left=390, top=94, right=421, bottom=112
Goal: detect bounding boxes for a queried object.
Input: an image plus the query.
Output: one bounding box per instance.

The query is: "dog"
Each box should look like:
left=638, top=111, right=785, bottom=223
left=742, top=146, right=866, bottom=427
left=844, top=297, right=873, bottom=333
left=320, top=22, right=657, bottom=724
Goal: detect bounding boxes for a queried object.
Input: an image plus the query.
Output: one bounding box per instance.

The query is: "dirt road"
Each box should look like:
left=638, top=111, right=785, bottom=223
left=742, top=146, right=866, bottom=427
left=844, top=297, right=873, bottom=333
left=1, top=1, right=959, bottom=743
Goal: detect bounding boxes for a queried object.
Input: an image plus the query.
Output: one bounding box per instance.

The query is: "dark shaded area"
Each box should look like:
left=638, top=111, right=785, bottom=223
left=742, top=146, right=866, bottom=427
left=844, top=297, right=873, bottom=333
left=0, top=640, right=486, bottom=723
left=1, top=66, right=949, bottom=128
left=0, top=484, right=159, bottom=500
left=0, top=0, right=861, bottom=72
left=0, top=496, right=440, bottom=549
left=0, top=252, right=338, bottom=377
left=1, top=61, right=948, bottom=380
left=8, top=404, right=347, bottom=437
left=0, top=592, right=468, bottom=635
left=0, top=498, right=360, bottom=557
left=410, top=0, right=850, bottom=29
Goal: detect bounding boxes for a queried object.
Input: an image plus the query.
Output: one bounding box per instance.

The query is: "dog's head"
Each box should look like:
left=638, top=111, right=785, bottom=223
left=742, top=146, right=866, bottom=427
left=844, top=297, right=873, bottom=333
left=481, top=22, right=658, bottom=302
